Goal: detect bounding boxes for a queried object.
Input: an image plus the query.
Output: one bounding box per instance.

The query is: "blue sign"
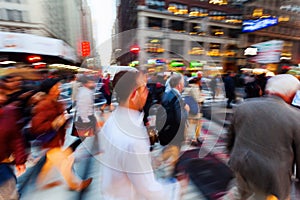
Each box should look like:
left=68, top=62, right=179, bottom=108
left=242, top=17, right=278, bottom=33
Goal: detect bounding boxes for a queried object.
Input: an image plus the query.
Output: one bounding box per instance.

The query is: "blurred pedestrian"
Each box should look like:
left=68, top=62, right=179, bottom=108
left=66, top=74, right=81, bottom=113
left=99, top=70, right=174, bottom=199
left=256, top=73, right=267, bottom=95
left=164, top=71, right=173, bottom=92
left=158, top=73, right=189, bottom=168
left=70, top=75, right=98, bottom=153
left=244, top=74, right=262, bottom=99
left=0, top=81, right=27, bottom=200
left=100, top=73, right=114, bottom=112
left=197, top=71, right=203, bottom=91
left=209, top=75, right=218, bottom=100
left=75, top=75, right=97, bottom=135
left=226, top=74, right=300, bottom=200
left=30, top=78, right=92, bottom=191
left=224, top=71, right=236, bottom=108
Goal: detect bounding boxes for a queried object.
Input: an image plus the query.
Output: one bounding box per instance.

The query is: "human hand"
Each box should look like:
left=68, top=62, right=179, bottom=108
left=16, top=164, right=26, bottom=176
left=52, top=114, right=67, bottom=130
left=184, top=104, right=190, bottom=113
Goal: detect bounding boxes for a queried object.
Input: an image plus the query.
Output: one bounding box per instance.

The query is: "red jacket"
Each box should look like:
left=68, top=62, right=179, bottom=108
left=31, top=98, right=66, bottom=148
left=0, top=105, right=27, bottom=165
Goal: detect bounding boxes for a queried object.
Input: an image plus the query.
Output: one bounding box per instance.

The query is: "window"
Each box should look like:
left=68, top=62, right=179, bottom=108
left=148, top=17, right=163, bottom=29
left=170, top=20, right=185, bottom=32
left=228, top=29, right=241, bottom=38
left=5, top=0, right=21, bottom=3
left=146, top=0, right=165, bottom=11
left=211, top=26, right=224, bottom=37
left=6, top=9, right=23, bottom=21
left=189, top=41, right=204, bottom=55
left=168, top=2, right=188, bottom=15
left=189, top=7, right=208, bottom=17
left=146, top=37, right=164, bottom=54
left=207, top=43, right=221, bottom=57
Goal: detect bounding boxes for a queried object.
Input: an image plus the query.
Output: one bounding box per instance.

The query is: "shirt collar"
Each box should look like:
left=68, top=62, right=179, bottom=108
left=172, top=88, right=181, bottom=96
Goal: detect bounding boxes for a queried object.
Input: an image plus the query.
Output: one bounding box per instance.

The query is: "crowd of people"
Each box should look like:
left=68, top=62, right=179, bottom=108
left=1, top=65, right=300, bottom=200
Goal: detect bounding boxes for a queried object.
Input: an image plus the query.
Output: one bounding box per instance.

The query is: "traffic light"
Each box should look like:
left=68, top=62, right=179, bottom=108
left=81, top=41, right=91, bottom=57
left=130, top=45, right=140, bottom=54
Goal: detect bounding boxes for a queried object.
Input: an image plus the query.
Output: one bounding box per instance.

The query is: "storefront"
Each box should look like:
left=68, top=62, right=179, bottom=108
left=0, top=32, right=79, bottom=66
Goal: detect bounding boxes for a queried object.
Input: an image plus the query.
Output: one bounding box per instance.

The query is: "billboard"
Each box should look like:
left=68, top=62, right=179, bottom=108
left=250, top=40, right=283, bottom=64
left=0, top=32, right=78, bottom=62
left=242, top=17, right=278, bottom=33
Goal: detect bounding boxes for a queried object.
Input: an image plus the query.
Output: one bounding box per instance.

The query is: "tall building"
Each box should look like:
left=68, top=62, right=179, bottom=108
left=241, top=0, right=300, bottom=71
left=115, top=0, right=246, bottom=72
left=0, top=0, right=93, bottom=65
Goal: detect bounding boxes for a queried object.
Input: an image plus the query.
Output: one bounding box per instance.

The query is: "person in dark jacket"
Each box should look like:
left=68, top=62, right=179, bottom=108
left=0, top=81, right=27, bottom=200
left=100, top=73, right=114, bottom=112
left=158, top=73, right=190, bottom=168
left=223, top=71, right=236, bottom=108
left=226, top=74, right=300, bottom=200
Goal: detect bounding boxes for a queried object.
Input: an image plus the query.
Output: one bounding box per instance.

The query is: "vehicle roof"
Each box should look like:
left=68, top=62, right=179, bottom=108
left=102, top=66, right=138, bottom=79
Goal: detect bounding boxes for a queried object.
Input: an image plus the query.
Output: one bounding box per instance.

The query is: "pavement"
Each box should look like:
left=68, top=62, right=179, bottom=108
left=17, top=96, right=300, bottom=200
left=17, top=97, right=234, bottom=200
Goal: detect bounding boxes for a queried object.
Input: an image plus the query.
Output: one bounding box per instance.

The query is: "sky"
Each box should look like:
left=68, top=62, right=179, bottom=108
left=87, top=0, right=116, bottom=66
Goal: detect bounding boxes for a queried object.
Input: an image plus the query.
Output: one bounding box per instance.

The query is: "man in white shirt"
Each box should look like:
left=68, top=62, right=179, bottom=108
left=70, top=75, right=97, bottom=151
left=99, top=70, right=177, bottom=200
left=76, top=75, right=96, bottom=124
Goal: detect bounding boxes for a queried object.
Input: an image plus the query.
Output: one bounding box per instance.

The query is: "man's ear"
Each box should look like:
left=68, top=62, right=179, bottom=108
left=129, top=89, right=138, bottom=103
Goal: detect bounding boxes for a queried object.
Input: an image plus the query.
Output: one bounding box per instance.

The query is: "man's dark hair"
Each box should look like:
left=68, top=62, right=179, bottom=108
left=112, top=70, right=139, bottom=103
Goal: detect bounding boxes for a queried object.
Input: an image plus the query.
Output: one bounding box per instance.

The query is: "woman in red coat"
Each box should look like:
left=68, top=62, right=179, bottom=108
left=0, top=81, right=27, bottom=199
left=30, top=78, right=92, bottom=191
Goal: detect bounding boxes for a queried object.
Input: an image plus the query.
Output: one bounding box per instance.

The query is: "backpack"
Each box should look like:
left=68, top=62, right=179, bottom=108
left=183, top=95, right=199, bottom=115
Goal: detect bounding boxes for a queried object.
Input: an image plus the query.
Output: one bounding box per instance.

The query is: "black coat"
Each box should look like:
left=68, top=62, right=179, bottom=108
left=223, top=76, right=235, bottom=98
left=158, top=89, right=188, bottom=147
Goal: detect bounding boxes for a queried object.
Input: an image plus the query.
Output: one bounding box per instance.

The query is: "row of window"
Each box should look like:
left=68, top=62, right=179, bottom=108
left=147, top=17, right=240, bottom=38
left=4, top=0, right=21, bottom=3
left=144, top=37, right=237, bottom=57
left=0, top=9, right=26, bottom=22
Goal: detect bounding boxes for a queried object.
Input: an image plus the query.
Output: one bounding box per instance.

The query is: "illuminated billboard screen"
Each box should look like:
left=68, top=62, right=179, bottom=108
left=242, top=17, right=278, bottom=33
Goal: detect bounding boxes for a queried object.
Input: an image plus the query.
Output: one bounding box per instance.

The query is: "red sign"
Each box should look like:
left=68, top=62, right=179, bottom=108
left=81, top=41, right=90, bottom=57
left=130, top=45, right=140, bottom=54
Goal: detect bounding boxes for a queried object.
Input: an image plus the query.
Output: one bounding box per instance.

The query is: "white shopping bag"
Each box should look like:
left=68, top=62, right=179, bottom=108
left=292, top=90, right=300, bottom=107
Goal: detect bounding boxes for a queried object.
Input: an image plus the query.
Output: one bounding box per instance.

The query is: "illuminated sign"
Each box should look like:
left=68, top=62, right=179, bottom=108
left=250, top=40, right=283, bottom=63
left=242, top=17, right=278, bottom=33
left=81, top=41, right=90, bottom=57
left=244, top=47, right=258, bottom=56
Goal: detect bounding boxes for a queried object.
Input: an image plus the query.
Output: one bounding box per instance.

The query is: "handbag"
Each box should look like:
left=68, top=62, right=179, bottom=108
left=184, top=95, right=199, bottom=115
left=71, top=112, right=95, bottom=137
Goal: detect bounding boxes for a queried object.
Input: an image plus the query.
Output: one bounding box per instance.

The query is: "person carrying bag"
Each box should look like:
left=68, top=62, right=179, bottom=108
left=71, top=111, right=96, bottom=138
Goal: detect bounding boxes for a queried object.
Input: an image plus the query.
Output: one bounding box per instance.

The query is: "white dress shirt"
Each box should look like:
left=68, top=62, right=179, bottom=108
left=76, top=86, right=94, bottom=122
left=99, top=106, right=167, bottom=200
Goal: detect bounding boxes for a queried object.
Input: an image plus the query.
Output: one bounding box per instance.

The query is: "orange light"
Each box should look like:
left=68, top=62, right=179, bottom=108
left=81, top=41, right=91, bottom=57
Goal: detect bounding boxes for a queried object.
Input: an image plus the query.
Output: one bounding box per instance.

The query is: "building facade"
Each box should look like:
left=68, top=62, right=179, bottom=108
left=241, top=0, right=300, bottom=71
left=116, top=0, right=245, bottom=72
left=0, top=0, right=93, bottom=65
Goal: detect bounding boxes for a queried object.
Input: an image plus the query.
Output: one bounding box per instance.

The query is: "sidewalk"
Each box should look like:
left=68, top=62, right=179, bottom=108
left=18, top=108, right=231, bottom=200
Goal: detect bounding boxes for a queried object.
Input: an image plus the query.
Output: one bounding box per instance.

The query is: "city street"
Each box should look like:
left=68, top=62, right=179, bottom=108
left=16, top=98, right=234, bottom=200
